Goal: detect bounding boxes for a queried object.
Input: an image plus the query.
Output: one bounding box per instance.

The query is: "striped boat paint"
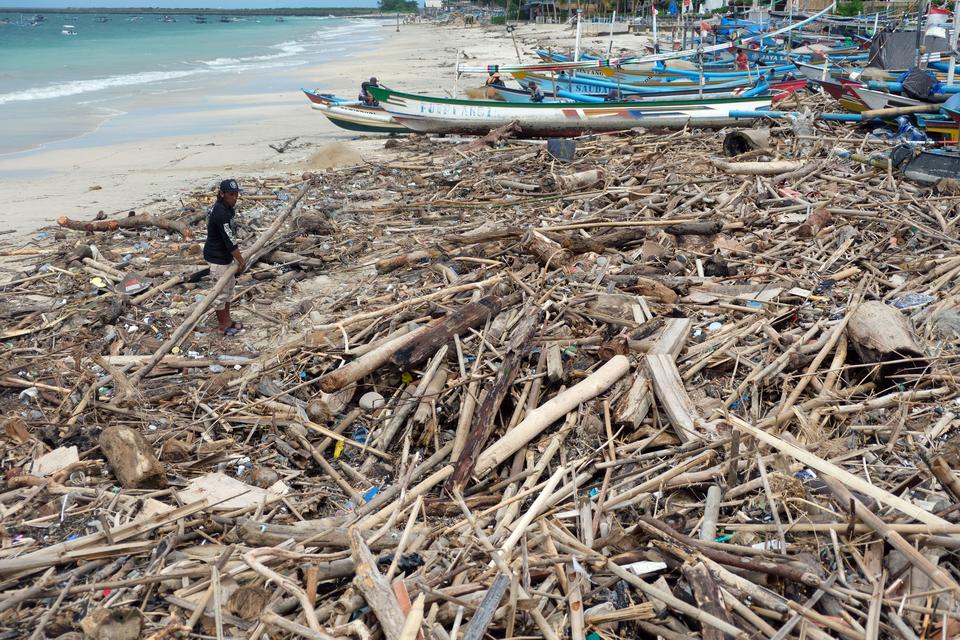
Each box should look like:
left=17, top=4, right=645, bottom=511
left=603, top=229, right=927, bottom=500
left=368, top=85, right=773, bottom=137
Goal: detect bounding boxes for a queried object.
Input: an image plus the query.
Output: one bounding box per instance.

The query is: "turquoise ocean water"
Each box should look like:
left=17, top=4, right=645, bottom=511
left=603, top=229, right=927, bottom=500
left=0, top=13, right=386, bottom=155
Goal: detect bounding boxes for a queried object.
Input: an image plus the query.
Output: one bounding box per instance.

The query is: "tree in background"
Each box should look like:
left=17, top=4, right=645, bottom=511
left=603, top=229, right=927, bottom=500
left=379, top=0, right=419, bottom=12
left=836, top=0, right=864, bottom=17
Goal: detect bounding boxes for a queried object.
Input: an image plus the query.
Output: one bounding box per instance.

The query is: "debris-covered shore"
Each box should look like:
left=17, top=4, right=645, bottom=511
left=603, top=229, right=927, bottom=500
left=3, top=104, right=960, bottom=640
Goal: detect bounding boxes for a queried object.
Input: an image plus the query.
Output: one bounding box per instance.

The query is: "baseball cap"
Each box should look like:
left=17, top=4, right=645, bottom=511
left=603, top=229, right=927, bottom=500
left=219, top=179, right=241, bottom=193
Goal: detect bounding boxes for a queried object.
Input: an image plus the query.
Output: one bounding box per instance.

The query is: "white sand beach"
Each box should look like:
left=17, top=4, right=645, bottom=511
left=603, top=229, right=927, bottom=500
left=0, top=21, right=645, bottom=240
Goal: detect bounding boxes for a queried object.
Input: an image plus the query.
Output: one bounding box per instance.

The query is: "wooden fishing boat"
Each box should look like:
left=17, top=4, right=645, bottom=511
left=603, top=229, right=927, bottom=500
left=515, top=70, right=742, bottom=88
left=493, top=84, right=750, bottom=103
left=536, top=51, right=797, bottom=83
left=916, top=114, right=960, bottom=142
left=302, top=90, right=408, bottom=134
left=851, top=87, right=926, bottom=112
left=514, top=72, right=756, bottom=97
left=368, top=85, right=772, bottom=137
left=794, top=62, right=866, bottom=111
left=509, top=74, right=805, bottom=103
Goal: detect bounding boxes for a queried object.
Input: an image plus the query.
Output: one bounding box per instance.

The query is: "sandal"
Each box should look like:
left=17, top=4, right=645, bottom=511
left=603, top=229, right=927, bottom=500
left=223, top=326, right=241, bottom=337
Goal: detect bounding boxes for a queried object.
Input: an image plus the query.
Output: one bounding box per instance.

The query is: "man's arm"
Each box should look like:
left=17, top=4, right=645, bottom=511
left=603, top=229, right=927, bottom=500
left=230, top=246, right=246, bottom=272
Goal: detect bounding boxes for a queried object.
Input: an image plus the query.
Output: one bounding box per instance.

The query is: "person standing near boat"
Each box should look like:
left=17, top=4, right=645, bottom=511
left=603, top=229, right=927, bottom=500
left=359, top=77, right=380, bottom=106
left=203, top=179, right=246, bottom=337
left=527, top=82, right=545, bottom=103
left=604, top=87, right=622, bottom=102
left=735, top=49, right=749, bottom=71
left=486, top=71, right=505, bottom=88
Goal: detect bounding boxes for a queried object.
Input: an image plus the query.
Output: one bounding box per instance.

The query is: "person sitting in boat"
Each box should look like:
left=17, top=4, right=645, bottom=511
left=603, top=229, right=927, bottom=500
left=486, top=71, right=505, bottom=87
left=735, top=49, right=749, bottom=71
left=359, top=77, right=380, bottom=106
left=528, top=82, right=545, bottom=103
left=604, top=87, right=622, bottom=102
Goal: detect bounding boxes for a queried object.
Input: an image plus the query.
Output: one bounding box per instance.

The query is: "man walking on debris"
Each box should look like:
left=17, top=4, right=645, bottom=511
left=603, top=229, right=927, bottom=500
left=203, top=178, right=246, bottom=337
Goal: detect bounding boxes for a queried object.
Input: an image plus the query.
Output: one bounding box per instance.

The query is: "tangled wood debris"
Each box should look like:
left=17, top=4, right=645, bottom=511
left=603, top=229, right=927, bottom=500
left=3, top=111, right=960, bottom=640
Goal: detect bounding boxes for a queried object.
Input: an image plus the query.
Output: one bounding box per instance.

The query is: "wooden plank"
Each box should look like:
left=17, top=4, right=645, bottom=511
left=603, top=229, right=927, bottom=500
left=647, top=353, right=702, bottom=443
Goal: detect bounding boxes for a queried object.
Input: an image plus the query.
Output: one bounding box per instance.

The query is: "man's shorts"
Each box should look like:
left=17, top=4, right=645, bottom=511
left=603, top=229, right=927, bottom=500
left=207, top=262, right=236, bottom=308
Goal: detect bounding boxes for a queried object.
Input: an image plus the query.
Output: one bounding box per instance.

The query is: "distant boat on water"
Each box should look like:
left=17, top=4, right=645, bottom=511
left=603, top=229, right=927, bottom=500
left=193, top=15, right=207, bottom=23
left=275, top=16, right=285, bottom=22
left=61, top=25, right=77, bottom=35
left=94, top=16, right=109, bottom=23
left=159, top=15, right=176, bottom=22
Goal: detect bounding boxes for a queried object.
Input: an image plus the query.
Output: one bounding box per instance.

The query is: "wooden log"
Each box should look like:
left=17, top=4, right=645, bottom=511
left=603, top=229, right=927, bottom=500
left=664, top=222, right=723, bottom=236
left=390, top=295, right=501, bottom=369
left=681, top=562, right=729, bottom=640
left=522, top=229, right=572, bottom=267
left=647, top=354, right=703, bottom=443
left=612, top=368, right=652, bottom=428
left=131, top=267, right=207, bottom=306
left=447, top=310, right=540, bottom=492
left=99, top=426, right=167, bottom=489
left=556, top=168, right=604, bottom=191
left=231, top=517, right=421, bottom=550
left=546, top=343, right=563, bottom=382
left=398, top=593, right=425, bottom=640
left=58, top=213, right=193, bottom=240
left=929, top=455, right=960, bottom=503
left=265, top=250, right=327, bottom=269
left=350, top=529, right=406, bottom=640
left=861, top=103, right=941, bottom=118
left=711, top=159, right=804, bottom=176
left=474, top=355, right=631, bottom=475
left=413, top=364, right=449, bottom=426
left=700, top=485, right=721, bottom=543
left=376, top=249, right=444, bottom=274
left=461, top=574, right=509, bottom=640
left=318, top=331, right=425, bottom=393
left=622, top=275, right=679, bottom=304
left=796, top=208, right=832, bottom=238
left=612, top=318, right=689, bottom=428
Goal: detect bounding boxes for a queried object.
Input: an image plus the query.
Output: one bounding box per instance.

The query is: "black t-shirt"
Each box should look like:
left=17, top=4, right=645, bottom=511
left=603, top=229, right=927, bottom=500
left=203, top=200, right=238, bottom=265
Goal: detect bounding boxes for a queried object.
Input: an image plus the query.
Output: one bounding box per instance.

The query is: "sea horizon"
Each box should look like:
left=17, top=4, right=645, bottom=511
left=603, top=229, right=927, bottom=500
left=0, top=11, right=391, bottom=157
left=0, top=7, right=383, bottom=14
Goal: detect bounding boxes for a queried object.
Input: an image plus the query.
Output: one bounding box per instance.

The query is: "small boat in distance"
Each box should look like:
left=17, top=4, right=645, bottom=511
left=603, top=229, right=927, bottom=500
left=61, top=25, right=77, bottom=35
left=94, top=16, right=108, bottom=23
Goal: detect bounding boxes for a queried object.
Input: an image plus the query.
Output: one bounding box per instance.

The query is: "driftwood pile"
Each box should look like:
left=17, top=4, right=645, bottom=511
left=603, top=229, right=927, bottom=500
left=2, top=116, right=960, bottom=640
